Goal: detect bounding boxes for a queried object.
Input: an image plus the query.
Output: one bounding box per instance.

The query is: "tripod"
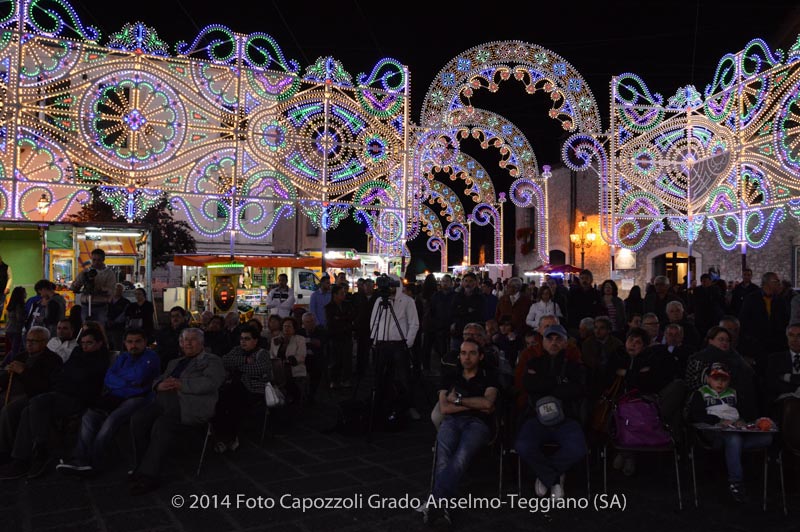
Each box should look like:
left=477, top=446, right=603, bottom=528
left=365, top=294, right=411, bottom=441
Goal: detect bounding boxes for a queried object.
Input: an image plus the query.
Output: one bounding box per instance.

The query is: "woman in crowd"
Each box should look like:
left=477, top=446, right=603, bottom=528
left=525, top=284, right=563, bottom=329
left=213, top=325, right=272, bottom=453
left=269, top=317, right=306, bottom=402
left=3, top=287, right=27, bottom=361
left=597, top=280, right=626, bottom=336
left=624, top=285, right=644, bottom=321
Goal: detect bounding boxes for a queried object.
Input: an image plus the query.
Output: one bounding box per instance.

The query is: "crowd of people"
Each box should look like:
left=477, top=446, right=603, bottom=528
left=0, top=251, right=799, bottom=519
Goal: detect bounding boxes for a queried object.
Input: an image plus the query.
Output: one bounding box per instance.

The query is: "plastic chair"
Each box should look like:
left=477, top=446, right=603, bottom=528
left=601, top=438, right=683, bottom=509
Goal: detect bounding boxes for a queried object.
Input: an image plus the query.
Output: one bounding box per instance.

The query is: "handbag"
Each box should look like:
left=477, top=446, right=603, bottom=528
left=612, top=391, right=671, bottom=447
left=264, top=382, right=285, bottom=408
left=535, top=395, right=565, bottom=426
left=590, top=376, right=623, bottom=433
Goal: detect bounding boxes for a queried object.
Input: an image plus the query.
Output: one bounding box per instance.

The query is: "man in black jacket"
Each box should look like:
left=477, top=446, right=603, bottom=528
left=155, top=306, right=188, bottom=371
left=451, top=273, right=485, bottom=350
left=0, top=327, right=62, bottom=461
left=766, top=323, right=800, bottom=450
left=739, top=272, right=791, bottom=364
left=514, top=324, right=587, bottom=499
left=0, top=329, right=107, bottom=479
left=567, top=270, right=600, bottom=330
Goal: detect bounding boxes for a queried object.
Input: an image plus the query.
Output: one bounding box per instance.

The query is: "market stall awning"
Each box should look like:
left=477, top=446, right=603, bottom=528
left=531, top=264, right=583, bottom=274
left=173, top=255, right=361, bottom=269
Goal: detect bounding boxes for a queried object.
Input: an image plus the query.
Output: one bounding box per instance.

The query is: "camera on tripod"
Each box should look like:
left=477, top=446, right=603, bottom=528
left=375, top=273, right=400, bottom=299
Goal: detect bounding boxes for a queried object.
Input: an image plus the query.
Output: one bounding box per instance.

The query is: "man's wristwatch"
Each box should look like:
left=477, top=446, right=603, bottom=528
left=454, top=393, right=463, bottom=406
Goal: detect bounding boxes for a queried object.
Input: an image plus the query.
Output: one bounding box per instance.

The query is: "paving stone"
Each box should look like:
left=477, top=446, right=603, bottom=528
left=103, top=508, right=174, bottom=531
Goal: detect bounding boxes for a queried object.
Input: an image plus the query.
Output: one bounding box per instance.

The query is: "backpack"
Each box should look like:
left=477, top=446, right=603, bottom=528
left=612, top=391, right=671, bottom=447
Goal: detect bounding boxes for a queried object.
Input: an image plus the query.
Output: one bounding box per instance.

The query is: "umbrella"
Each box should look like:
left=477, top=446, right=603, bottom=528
left=531, top=264, right=583, bottom=274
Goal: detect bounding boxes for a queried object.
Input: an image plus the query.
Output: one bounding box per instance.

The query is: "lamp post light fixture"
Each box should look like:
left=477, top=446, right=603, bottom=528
left=569, top=215, right=596, bottom=269
left=36, top=193, right=50, bottom=219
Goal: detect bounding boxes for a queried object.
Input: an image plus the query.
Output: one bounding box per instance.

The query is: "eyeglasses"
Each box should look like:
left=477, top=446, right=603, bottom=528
left=240, top=336, right=256, bottom=342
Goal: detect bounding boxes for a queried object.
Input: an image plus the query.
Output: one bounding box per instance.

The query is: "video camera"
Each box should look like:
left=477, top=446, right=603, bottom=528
left=375, top=273, right=400, bottom=299
left=82, top=268, right=98, bottom=295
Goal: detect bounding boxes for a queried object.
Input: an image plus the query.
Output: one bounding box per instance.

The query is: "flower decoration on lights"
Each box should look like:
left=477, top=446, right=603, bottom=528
left=577, top=36, right=800, bottom=254
left=0, top=0, right=408, bottom=249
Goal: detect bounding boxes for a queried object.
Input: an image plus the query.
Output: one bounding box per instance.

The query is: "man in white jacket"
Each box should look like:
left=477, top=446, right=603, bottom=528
left=266, top=273, right=295, bottom=318
left=370, top=274, right=420, bottom=422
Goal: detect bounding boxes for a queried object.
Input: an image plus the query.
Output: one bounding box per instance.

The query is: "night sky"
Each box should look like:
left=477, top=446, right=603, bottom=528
left=68, top=0, right=800, bottom=271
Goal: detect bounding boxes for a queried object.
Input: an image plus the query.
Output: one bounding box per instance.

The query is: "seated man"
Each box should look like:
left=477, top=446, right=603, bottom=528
left=581, top=316, right=623, bottom=400
left=514, top=316, right=581, bottom=411
left=514, top=324, right=587, bottom=499
left=129, top=328, right=225, bottom=495
left=766, top=323, right=800, bottom=451
left=57, top=328, right=160, bottom=475
left=424, top=338, right=498, bottom=526
left=46, top=319, right=78, bottom=363
left=0, top=327, right=62, bottom=461
left=0, top=328, right=108, bottom=479
left=155, top=306, right=188, bottom=372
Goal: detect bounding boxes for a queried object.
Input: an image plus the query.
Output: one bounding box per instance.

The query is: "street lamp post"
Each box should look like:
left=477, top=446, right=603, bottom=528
left=569, top=215, right=596, bottom=270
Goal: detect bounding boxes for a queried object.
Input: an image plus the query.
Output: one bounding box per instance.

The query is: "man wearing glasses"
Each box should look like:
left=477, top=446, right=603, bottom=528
left=514, top=324, right=587, bottom=499
left=0, top=328, right=107, bottom=479
left=0, top=327, right=62, bottom=462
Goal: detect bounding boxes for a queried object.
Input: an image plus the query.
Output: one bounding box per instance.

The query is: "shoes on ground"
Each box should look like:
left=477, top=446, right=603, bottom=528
left=27, top=446, right=52, bottom=479
left=56, top=459, right=93, bottom=476
left=550, top=483, right=564, bottom=499
left=0, top=459, right=30, bottom=481
left=622, top=457, right=636, bottom=476
left=612, top=453, right=625, bottom=470
left=728, top=481, right=748, bottom=503
left=408, top=408, right=422, bottom=421
left=534, top=478, right=548, bottom=497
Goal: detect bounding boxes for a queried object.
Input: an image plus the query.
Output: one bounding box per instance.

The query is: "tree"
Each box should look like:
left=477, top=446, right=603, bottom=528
left=67, top=187, right=196, bottom=268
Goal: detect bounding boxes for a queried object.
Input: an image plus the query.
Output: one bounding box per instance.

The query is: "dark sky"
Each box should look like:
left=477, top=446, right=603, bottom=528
left=69, top=0, right=800, bottom=270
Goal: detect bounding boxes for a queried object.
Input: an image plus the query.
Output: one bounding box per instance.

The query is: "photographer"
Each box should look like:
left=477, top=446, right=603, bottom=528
left=70, top=249, right=116, bottom=324
left=369, top=274, right=420, bottom=422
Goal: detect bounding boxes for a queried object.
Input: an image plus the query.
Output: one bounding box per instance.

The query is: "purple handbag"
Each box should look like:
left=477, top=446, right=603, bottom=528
left=612, top=392, right=671, bottom=447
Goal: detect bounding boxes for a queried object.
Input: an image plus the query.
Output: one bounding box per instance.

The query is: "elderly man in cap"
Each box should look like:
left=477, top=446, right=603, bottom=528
left=514, top=324, right=587, bottom=499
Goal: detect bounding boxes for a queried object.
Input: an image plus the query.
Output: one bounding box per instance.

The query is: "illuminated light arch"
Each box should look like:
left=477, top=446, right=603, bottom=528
left=425, top=179, right=466, bottom=224
left=420, top=204, right=447, bottom=272
left=445, top=107, right=539, bottom=179
left=427, top=152, right=496, bottom=204
left=421, top=40, right=601, bottom=134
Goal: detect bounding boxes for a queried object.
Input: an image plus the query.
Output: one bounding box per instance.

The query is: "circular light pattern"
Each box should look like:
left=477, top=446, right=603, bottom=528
left=80, top=71, right=186, bottom=170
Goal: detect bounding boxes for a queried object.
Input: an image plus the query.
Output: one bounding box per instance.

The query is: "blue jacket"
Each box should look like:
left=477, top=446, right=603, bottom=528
left=104, top=349, right=160, bottom=399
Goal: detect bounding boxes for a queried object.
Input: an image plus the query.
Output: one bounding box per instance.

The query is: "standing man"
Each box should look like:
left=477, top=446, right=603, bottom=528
left=370, top=275, right=420, bottom=422
left=71, top=248, right=116, bottom=324
left=567, top=270, right=600, bottom=330
left=326, top=284, right=355, bottom=388
left=266, top=273, right=295, bottom=318
left=310, top=274, right=332, bottom=327
left=730, top=268, right=759, bottom=316
left=495, top=277, right=531, bottom=335
left=352, top=278, right=376, bottom=379
left=451, top=273, right=485, bottom=349
left=0, top=254, right=11, bottom=319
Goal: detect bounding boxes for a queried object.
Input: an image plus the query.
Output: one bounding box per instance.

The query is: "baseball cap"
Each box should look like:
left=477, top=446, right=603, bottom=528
left=708, top=363, right=731, bottom=380
left=543, top=324, right=568, bottom=339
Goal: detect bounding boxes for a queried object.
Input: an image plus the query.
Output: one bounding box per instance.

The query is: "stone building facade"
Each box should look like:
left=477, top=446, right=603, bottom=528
left=514, top=165, right=800, bottom=294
